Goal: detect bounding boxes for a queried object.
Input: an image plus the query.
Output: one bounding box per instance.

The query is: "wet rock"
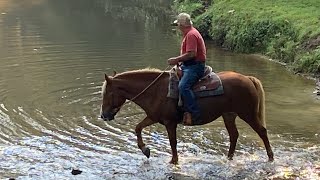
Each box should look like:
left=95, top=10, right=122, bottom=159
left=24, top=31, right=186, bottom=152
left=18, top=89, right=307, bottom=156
left=71, top=168, right=82, bottom=175
left=166, top=172, right=195, bottom=180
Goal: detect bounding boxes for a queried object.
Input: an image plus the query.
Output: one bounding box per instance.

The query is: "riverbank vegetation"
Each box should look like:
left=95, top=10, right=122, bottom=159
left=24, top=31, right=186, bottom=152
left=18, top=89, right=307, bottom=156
left=173, top=0, right=320, bottom=76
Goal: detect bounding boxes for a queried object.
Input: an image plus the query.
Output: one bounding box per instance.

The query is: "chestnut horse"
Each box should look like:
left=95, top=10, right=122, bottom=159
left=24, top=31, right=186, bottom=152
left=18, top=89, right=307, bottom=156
left=100, top=68, right=274, bottom=164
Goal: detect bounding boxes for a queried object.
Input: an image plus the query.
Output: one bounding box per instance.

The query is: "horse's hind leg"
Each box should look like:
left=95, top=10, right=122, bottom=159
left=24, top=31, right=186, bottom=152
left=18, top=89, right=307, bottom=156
left=222, top=113, right=238, bottom=160
left=240, top=114, right=274, bottom=161
left=135, top=116, right=156, bottom=158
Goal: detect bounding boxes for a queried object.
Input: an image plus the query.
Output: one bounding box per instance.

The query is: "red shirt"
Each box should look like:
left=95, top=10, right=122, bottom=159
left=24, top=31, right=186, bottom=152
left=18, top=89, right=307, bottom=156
left=181, top=27, right=206, bottom=62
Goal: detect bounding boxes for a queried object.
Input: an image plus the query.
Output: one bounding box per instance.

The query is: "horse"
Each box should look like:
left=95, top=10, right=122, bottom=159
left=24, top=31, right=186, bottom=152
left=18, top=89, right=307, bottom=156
left=100, top=68, right=274, bottom=164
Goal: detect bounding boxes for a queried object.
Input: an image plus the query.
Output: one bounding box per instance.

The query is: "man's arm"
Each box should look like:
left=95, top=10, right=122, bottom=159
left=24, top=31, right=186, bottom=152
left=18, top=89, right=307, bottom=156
left=167, top=51, right=195, bottom=65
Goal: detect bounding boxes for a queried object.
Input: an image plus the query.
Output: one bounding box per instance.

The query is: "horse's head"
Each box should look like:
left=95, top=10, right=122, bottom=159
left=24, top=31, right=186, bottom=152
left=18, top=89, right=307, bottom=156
left=100, top=73, right=126, bottom=121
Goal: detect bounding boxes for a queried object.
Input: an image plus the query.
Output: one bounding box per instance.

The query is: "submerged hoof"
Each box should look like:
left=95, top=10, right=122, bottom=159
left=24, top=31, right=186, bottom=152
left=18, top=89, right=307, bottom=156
left=142, top=147, right=150, bottom=158
left=169, top=158, right=178, bottom=164
left=267, top=151, right=274, bottom=162
left=227, top=153, right=234, bottom=160
left=268, top=157, right=274, bottom=162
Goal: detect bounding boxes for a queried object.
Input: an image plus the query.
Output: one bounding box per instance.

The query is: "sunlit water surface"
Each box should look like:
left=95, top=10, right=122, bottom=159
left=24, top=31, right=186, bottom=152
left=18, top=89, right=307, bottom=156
left=0, top=0, right=319, bottom=179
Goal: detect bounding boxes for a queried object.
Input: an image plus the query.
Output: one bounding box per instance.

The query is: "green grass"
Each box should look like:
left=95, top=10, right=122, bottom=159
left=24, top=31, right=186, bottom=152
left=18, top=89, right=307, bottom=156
left=173, top=0, right=320, bottom=75
left=212, top=0, right=320, bottom=39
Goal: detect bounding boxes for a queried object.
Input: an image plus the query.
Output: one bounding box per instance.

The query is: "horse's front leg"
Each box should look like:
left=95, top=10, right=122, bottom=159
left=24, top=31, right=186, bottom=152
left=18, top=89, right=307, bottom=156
left=135, top=116, right=156, bottom=158
left=165, top=123, right=178, bottom=164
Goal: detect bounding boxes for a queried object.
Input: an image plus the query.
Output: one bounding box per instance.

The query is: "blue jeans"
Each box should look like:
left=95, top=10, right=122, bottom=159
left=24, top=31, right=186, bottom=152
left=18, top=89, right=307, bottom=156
left=178, top=62, right=205, bottom=118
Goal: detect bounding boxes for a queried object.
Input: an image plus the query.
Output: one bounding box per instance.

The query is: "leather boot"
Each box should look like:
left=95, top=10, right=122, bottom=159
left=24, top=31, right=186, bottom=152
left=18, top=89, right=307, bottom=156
left=183, top=112, right=192, bottom=126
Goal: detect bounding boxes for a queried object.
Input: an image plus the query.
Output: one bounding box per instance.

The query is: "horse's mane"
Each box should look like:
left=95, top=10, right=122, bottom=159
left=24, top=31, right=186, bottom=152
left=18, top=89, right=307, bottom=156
left=102, top=68, right=166, bottom=96
left=114, top=68, right=163, bottom=78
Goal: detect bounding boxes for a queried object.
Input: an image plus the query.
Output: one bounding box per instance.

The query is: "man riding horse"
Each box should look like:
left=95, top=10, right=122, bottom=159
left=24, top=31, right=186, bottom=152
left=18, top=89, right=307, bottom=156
left=100, top=13, right=274, bottom=164
left=167, top=13, right=206, bottom=125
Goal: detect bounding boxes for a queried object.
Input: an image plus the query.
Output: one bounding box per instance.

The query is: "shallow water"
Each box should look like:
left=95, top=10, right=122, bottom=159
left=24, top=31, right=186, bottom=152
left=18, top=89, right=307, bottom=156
left=0, top=0, right=319, bottom=179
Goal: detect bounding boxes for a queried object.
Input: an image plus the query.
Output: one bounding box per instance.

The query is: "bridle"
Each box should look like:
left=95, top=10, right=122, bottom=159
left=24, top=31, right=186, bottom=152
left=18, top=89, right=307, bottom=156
left=102, top=65, right=171, bottom=119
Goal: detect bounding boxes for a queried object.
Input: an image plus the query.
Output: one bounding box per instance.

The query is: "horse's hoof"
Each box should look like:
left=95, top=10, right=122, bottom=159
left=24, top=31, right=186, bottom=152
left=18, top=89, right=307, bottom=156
left=169, top=159, right=178, bottom=164
left=268, top=157, right=274, bottom=162
left=142, top=147, right=150, bottom=158
left=227, top=153, right=234, bottom=160
left=267, top=151, right=274, bottom=162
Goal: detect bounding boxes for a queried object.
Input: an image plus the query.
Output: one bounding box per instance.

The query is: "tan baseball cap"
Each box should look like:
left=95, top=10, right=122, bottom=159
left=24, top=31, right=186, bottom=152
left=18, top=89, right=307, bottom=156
left=172, top=13, right=193, bottom=26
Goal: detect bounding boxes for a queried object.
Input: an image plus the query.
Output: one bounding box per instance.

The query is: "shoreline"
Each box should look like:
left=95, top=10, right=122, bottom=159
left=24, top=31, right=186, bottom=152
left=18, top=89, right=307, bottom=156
left=252, top=53, right=319, bottom=81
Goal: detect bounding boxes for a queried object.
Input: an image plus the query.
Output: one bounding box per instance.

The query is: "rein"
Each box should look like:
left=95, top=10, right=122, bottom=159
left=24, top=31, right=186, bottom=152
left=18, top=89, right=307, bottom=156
left=122, top=65, right=171, bottom=105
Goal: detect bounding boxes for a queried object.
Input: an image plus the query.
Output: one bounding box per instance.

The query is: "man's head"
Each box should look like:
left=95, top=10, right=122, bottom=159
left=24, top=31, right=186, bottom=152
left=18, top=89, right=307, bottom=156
left=173, top=13, right=193, bottom=30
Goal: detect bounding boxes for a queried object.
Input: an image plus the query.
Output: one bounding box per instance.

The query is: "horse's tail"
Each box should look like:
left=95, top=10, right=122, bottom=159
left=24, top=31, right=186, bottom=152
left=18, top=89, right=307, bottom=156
left=247, top=76, right=266, bottom=128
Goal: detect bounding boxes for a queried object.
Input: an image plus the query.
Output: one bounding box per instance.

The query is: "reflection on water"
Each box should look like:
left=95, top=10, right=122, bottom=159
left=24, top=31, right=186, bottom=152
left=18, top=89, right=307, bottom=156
left=0, top=0, right=319, bottom=179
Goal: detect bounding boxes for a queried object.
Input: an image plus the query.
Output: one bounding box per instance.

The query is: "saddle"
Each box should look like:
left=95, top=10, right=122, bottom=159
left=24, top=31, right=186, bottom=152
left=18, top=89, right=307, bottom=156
left=167, top=65, right=224, bottom=99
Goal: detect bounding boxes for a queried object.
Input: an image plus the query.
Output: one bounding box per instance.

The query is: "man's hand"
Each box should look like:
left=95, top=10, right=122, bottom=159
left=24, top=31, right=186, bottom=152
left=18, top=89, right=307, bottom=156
left=167, top=57, right=179, bottom=65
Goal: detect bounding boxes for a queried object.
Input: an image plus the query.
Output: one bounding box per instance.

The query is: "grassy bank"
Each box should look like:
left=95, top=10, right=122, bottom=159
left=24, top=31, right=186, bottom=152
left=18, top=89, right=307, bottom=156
left=173, top=0, right=320, bottom=76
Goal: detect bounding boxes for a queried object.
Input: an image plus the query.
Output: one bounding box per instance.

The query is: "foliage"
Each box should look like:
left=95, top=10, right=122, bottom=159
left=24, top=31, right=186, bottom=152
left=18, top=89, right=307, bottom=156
left=193, top=10, right=213, bottom=38
left=267, top=37, right=297, bottom=63
left=173, top=0, right=204, bottom=17
left=294, top=48, right=320, bottom=74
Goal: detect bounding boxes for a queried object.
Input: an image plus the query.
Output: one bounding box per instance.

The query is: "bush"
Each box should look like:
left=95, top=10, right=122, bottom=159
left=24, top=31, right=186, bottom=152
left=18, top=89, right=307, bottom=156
left=209, top=14, right=231, bottom=46
left=173, top=0, right=204, bottom=17
left=212, top=16, right=298, bottom=53
left=193, top=11, right=213, bottom=38
left=267, top=37, right=297, bottom=63
left=294, top=48, right=320, bottom=74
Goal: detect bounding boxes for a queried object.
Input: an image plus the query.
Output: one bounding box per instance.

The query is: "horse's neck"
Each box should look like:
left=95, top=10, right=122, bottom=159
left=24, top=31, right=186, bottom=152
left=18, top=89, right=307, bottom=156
left=115, top=73, right=168, bottom=113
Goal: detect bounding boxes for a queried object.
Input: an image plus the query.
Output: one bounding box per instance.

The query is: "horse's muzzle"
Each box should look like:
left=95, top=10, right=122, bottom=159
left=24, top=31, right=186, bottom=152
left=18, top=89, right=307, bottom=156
left=100, top=112, right=115, bottom=121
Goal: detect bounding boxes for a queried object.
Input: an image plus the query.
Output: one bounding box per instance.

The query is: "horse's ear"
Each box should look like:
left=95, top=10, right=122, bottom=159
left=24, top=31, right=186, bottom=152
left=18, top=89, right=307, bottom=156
left=113, top=71, right=117, bottom=77
left=104, top=74, right=112, bottom=84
